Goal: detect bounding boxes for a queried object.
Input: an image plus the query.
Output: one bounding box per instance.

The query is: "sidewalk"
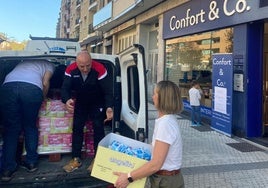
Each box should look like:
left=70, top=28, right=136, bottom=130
left=148, top=103, right=268, bottom=188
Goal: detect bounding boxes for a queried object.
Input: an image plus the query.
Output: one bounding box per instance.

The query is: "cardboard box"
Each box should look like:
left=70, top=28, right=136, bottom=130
left=50, top=117, right=73, bottom=133
left=91, top=133, right=152, bottom=188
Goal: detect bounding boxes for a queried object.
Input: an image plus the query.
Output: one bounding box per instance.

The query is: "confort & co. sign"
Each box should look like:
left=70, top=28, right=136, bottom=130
left=163, top=0, right=268, bottom=39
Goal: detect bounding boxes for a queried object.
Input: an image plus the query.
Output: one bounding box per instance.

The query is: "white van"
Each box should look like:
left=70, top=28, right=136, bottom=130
left=0, top=38, right=148, bottom=187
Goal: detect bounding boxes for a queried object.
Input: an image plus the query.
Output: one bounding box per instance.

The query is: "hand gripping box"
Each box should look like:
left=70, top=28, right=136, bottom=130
left=91, top=133, right=152, bottom=188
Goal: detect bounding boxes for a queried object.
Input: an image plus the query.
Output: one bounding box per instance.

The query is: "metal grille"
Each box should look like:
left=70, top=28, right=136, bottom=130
left=191, top=125, right=213, bottom=132
left=226, top=142, right=265, bottom=152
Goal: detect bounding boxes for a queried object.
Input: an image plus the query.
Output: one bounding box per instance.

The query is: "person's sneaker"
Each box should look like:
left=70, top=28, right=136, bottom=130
left=87, top=158, right=95, bottom=173
left=191, top=121, right=196, bottom=126
left=1, top=169, right=17, bottom=182
left=63, top=158, right=82, bottom=173
left=20, top=161, right=38, bottom=172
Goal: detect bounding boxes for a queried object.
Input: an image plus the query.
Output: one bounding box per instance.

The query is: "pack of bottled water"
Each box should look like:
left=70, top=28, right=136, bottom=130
left=109, top=140, right=151, bottom=161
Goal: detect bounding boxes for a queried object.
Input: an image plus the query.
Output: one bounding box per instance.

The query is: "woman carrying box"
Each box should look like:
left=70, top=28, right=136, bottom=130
left=114, top=80, right=184, bottom=188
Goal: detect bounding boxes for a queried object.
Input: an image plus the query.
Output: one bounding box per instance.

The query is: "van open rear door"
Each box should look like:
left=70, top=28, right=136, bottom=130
left=116, top=44, right=148, bottom=142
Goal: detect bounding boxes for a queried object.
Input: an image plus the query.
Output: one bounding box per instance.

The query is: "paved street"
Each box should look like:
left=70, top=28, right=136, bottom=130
left=148, top=104, right=268, bottom=188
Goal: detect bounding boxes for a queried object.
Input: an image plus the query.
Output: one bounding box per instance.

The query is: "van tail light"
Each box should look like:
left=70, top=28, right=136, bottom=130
left=136, top=128, right=145, bottom=142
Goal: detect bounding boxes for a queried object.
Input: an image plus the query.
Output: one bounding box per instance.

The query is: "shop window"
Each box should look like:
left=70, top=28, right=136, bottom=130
left=201, top=39, right=212, bottom=45
left=260, top=0, right=268, bottom=7
left=214, top=37, right=220, bottom=43
left=202, top=50, right=211, bottom=55
left=165, top=28, right=233, bottom=108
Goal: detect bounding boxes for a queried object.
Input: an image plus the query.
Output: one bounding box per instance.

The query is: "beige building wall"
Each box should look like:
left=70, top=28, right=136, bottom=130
left=59, top=0, right=65, bottom=38
left=79, top=0, right=89, bottom=41
left=113, top=0, right=136, bottom=18
left=69, top=0, right=81, bottom=39
left=59, top=0, right=71, bottom=38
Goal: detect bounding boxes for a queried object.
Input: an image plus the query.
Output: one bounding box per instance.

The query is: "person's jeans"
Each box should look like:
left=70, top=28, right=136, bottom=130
left=0, top=82, right=43, bottom=171
left=191, top=105, right=201, bottom=124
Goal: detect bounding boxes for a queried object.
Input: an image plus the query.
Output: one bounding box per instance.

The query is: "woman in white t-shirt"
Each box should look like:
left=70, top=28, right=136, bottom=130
left=114, top=80, right=184, bottom=188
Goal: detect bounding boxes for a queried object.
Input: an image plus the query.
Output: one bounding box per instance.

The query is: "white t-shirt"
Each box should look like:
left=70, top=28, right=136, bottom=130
left=152, top=114, right=182, bottom=170
left=4, top=61, right=55, bottom=90
left=189, top=87, right=201, bottom=106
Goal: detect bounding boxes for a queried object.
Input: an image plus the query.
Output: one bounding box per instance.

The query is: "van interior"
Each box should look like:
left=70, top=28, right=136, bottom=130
left=0, top=57, right=113, bottom=187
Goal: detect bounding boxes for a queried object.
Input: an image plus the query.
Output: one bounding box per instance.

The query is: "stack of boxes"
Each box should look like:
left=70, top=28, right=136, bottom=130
left=37, top=99, right=95, bottom=157
left=38, top=99, right=73, bottom=154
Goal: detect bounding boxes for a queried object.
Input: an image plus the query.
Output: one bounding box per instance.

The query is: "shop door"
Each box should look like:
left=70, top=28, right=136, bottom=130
left=147, top=50, right=158, bottom=101
left=263, top=53, right=268, bottom=136
left=147, top=30, right=158, bottom=101
left=263, top=22, right=268, bottom=136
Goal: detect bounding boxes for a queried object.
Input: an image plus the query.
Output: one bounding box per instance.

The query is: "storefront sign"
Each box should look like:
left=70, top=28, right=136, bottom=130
left=211, top=53, right=233, bottom=136
left=163, top=0, right=268, bottom=39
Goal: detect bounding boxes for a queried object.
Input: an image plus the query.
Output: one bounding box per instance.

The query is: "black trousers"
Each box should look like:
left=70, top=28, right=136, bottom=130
left=71, top=107, right=105, bottom=158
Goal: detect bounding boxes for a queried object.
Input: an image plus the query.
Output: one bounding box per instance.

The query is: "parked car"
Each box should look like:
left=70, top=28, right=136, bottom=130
left=0, top=38, right=148, bottom=187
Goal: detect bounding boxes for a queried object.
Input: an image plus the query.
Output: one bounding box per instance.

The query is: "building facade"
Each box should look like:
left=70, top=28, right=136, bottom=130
left=162, top=0, right=268, bottom=138
left=58, top=0, right=268, bottom=139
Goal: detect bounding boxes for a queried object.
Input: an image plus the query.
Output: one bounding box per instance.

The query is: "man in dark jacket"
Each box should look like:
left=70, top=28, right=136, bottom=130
left=61, top=51, right=113, bottom=173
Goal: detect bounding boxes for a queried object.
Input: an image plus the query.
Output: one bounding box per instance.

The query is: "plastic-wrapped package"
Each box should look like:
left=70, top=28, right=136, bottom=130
left=109, top=140, right=151, bottom=160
